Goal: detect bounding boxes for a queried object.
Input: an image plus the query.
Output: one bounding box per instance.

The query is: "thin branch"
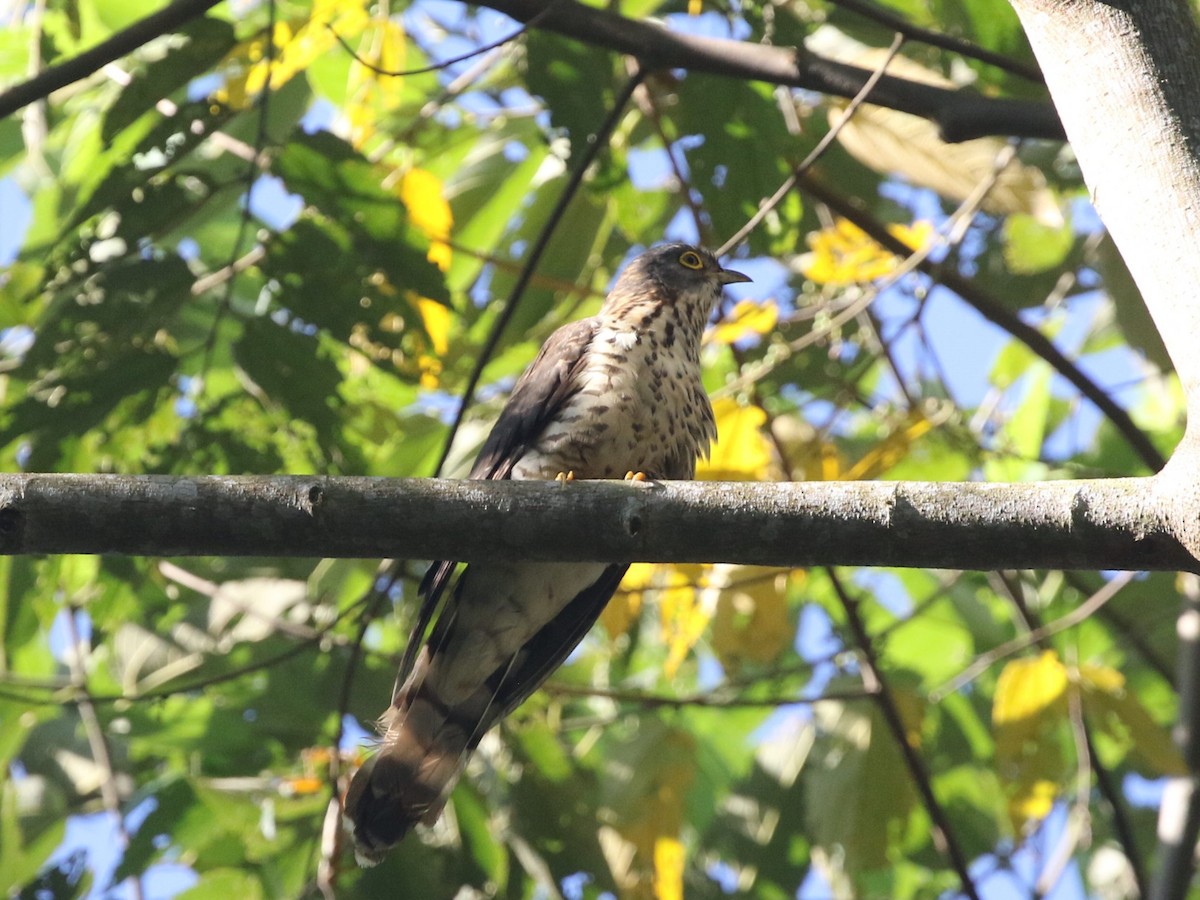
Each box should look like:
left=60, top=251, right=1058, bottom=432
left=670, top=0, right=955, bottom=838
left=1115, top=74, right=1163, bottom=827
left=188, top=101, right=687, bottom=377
left=542, top=682, right=876, bottom=709
left=798, top=174, right=1167, bottom=473
left=0, top=0, right=223, bottom=120
left=930, top=571, right=1135, bottom=701
left=718, top=32, right=907, bottom=256
left=1152, top=579, right=1200, bottom=900
left=828, top=570, right=982, bottom=900
left=325, top=1, right=556, bottom=78
left=200, top=4, right=276, bottom=381
left=1150, top=776, right=1200, bottom=900
left=991, top=570, right=1147, bottom=898
left=63, top=605, right=144, bottom=900
left=824, top=0, right=1044, bottom=83
left=1086, top=725, right=1148, bottom=897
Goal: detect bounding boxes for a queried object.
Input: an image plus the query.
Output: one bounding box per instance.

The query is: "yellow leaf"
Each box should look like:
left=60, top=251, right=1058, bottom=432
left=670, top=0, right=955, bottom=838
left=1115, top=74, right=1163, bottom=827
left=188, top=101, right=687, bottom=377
left=711, top=567, right=792, bottom=671
left=696, top=398, right=772, bottom=481
left=415, top=297, right=451, bottom=355
left=215, top=1, right=370, bottom=109
left=1010, top=778, right=1057, bottom=825
left=399, top=168, right=453, bottom=271
left=653, top=836, right=685, bottom=900
left=606, top=562, right=657, bottom=640
left=994, top=651, right=1069, bottom=833
left=658, top=565, right=710, bottom=677
left=614, top=564, right=708, bottom=663
left=843, top=411, right=934, bottom=480
left=600, top=588, right=643, bottom=641
left=1077, top=663, right=1188, bottom=776
left=994, top=651, right=1068, bottom=742
left=706, top=299, right=779, bottom=345
left=346, top=18, right=407, bottom=147
left=799, top=218, right=933, bottom=286
left=611, top=727, right=696, bottom=897
left=281, top=776, right=324, bottom=796
left=687, top=0, right=702, bottom=12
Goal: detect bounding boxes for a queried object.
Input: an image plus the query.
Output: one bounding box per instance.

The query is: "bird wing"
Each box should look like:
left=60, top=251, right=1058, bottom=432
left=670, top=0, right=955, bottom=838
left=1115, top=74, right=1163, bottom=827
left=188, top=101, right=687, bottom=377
left=397, top=318, right=600, bottom=693
left=480, top=562, right=628, bottom=723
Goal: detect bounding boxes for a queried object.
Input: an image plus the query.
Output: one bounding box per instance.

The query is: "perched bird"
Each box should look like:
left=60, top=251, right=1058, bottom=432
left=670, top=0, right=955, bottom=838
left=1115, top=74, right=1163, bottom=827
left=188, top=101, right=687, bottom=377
left=344, top=243, right=751, bottom=865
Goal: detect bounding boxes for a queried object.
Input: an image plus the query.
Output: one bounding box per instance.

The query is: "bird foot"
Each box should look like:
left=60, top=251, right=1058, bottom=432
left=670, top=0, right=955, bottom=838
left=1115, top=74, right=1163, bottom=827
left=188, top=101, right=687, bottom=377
left=555, top=471, right=575, bottom=483
left=624, top=471, right=647, bottom=482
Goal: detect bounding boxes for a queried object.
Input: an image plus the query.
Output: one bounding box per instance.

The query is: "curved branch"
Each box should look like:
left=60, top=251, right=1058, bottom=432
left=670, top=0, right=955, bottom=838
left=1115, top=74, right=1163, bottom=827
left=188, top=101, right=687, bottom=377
left=475, top=0, right=1063, bottom=142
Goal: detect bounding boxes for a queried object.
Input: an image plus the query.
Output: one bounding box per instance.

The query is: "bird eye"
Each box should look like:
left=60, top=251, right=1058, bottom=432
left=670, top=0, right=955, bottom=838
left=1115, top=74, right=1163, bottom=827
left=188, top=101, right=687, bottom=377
left=678, top=250, right=703, bottom=270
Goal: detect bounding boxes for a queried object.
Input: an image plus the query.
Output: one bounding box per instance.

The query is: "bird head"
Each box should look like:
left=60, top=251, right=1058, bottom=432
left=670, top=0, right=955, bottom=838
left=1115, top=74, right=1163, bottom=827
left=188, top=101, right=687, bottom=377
left=602, top=243, right=751, bottom=325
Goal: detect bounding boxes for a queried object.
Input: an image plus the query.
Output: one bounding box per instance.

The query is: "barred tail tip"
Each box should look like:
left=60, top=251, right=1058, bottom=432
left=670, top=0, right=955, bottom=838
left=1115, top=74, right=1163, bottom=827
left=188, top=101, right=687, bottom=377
left=343, top=742, right=460, bottom=866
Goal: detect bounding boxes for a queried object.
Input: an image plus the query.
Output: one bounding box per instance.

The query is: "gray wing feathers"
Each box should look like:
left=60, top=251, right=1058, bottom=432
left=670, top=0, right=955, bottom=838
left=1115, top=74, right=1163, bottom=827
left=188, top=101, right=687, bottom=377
left=405, top=318, right=597, bottom=695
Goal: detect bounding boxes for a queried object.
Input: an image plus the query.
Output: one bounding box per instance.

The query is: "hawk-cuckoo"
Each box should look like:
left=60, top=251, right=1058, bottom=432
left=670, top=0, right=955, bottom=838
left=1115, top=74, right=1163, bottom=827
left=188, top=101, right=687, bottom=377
left=344, top=243, right=751, bottom=864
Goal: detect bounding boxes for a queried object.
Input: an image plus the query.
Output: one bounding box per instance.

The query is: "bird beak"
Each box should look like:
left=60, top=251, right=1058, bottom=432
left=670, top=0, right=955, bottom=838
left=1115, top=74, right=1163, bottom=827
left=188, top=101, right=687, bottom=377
left=718, top=265, right=752, bottom=285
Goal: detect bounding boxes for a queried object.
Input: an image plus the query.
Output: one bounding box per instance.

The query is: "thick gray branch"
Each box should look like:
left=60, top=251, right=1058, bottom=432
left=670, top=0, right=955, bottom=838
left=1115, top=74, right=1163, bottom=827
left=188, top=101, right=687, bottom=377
left=0, top=474, right=1191, bottom=571
left=478, top=0, right=1063, bottom=143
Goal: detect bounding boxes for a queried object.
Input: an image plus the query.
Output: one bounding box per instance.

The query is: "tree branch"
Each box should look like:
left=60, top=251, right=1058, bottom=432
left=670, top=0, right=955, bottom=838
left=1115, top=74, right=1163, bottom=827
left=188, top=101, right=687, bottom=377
left=475, top=0, right=1063, bottom=142
left=800, top=173, right=1168, bottom=474
left=0, top=0, right=223, bottom=121
left=0, top=473, right=1192, bottom=571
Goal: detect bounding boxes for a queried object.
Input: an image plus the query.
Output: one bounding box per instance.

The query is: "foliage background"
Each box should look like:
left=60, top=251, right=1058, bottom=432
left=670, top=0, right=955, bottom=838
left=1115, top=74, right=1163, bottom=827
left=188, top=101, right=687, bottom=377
left=0, top=0, right=1187, bottom=897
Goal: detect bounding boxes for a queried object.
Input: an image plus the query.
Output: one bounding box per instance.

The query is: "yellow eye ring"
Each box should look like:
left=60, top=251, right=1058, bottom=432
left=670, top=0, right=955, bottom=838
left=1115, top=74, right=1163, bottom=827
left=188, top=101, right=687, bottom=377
left=678, top=250, right=703, bottom=270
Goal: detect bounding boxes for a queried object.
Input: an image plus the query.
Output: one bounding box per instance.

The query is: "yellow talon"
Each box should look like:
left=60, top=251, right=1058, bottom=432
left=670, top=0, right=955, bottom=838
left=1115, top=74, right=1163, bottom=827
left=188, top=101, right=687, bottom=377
left=555, top=470, right=575, bottom=483
left=624, top=471, right=647, bottom=482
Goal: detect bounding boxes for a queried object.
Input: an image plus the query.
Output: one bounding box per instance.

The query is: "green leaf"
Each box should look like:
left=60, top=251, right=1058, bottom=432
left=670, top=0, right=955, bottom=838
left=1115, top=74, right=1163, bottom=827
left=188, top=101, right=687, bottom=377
left=805, top=699, right=920, bottom=874
left=452, top=786, right=508, bottom=888
left=1078, top=663, right=1187, bottom=776
left=175, top=868, right=263, bottom=900
left=524, top=31, right=616, bottom=152
left=102, top=18, right=236, bottom=143
left=1002, top=213, right=1074, bottom=274
left=232, top=317, right=344, bottom=448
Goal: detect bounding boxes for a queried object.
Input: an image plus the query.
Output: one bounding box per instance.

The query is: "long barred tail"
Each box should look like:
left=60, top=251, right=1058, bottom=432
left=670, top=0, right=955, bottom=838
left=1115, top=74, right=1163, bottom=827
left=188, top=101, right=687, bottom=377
left=343, top=671, right=496, bottom=866
left=343, top=561, right=628, bottom=866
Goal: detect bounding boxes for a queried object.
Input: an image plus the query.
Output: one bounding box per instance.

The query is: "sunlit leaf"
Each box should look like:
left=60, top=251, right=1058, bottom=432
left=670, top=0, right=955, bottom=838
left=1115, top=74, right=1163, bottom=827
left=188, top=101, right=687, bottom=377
left=1077, top=663, right=1187, bottom=776
left=993, top=651, right=1069, bottom=832
left=706, top=299, right=779, bottom=346
left=799, top=218, right=933, bottom=285
left=711, top=566, right=793, bottom=671
left=399, top=168, right=453, bottom=271
left=696, top=399, right=772, bottom=481
left=844, top=411, right=934, bottom=480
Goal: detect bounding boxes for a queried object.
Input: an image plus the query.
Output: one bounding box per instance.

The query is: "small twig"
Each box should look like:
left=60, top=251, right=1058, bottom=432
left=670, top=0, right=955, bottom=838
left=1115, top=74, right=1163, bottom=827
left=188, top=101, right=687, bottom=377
left=719, top=141, right=1013, bottom=397
left=718, top=32, right=906, bottom=256
left=542, top=681, right=876, bottom=709
left=0, top=0, right=223, bottom=120
left=199, top=2, right=277, bottom=381
left=325, top=2, right=556, bottom=78
left=1087, top=725, right=1147, bottom=897
left=930, top=571, right=1134, bottom=701
left=824, top=0, right=1044, bottom=83
left=1036, top=672, right=1093, bottom=896
left=63, top=605, right=144, bottom=900
left=797, top=174, right=1167, bottom=473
